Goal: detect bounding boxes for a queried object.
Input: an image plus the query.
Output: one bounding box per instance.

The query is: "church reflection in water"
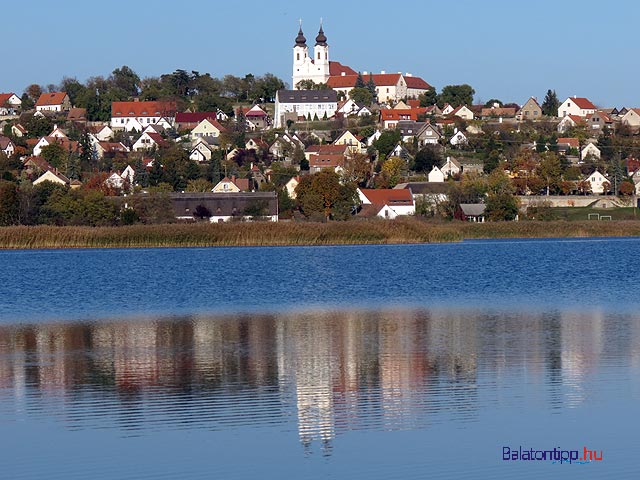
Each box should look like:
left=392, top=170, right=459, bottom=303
left=0, top=308, right=638, bottom=454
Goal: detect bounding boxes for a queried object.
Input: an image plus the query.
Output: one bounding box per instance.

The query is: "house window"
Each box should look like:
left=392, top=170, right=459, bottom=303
left=534, top=111, right=538, bottom=116
left=525, top=111, right=529, bottom=116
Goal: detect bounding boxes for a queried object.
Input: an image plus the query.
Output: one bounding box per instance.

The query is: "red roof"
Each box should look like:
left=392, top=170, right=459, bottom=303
left=36, top=92, right=68, bottom=107
left=404, top=76, right=432, bottom=90
left=145, top=132, right=168, bottom=147
left=309, top=154, right=344, bottom=168
left=557, top=137, right=579, bottom=148
left=568, top=97, right=596, bottom=110
left=380, top=108, right=427, bottom=122
left=111, top=101, right=176, bottom=118
left=175, top=112, right=218, bottom=123
left=566, top=114, right=585, bottom=124
left=359, top=188, right=413, bottom=206
left=329, top=61, right=357, bottom=77
left=0, top=93, right=17, bottom=105
left=305, top=144, right=350, bottom=155
left=328, top=73, right=401, bottom=89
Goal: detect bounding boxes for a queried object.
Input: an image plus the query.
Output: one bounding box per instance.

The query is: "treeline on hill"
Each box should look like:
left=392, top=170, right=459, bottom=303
left=19, top=66, right=286, bottom=121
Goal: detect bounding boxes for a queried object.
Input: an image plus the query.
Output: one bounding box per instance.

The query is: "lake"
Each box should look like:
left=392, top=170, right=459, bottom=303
left=1, top=238, right=639, bottom=479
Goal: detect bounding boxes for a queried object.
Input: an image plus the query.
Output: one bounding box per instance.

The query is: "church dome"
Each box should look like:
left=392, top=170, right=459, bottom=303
left=315, top=26, right=327, bottom=46
left=295, top=27, right=306, bottom=47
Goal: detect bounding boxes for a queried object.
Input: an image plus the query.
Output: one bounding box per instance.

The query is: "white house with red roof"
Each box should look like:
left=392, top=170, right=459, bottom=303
left=0, top=93, right=21, bottom=115
left=451, top=105, right=474, bottom=120
left=558, top=96, right=596, bottom=117
left=0, top=135, right=16, bottom=156
left=35, top=92, right=71, bottom=112
left=328, top=72, right=431, bottom=103
left=241, top=105, right=269, bottom=130
left=111, top=101, right=176, bottom=131
left=557, top=114, right=585, bottom=133
left=190, top=118, right=226, bottom=140
left=620, top=108, right=640, bottom=128
left=357, top=188, right=415, bottom=219
left=132, top=131, right=168, bottom=151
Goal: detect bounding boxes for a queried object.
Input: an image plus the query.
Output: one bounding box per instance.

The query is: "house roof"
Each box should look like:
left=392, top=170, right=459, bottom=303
left=276, top=89, right=337, bottom=103
left=309, top=153, right=344, bottom=168
left=23, top=155, right=52, bottom=171
left=111, top=101, right=176, bottom=118
left=360, top=188, right=414, bottom=206
left=568, top=97, right=596, bottom=110
left=35, top=92, right=68, bottom=107
left=395, top=182, right=451, bottom=195
left=0, top=135, right=14, bottom=149
left=481, top=107, right=516, bottom=117
left=328, top=73, right=403, bottom=89
left=145, top=132, right=168, bottom=147
left=329, top=61, right=358, bottom=77
left=380, top=108, right=427, bottom=122
left=168, top=192, right=278, bottom=217
left=0, top=93, right=18, bottom=105
left=557, top=137, right=579, bottom=148
left=175, top=112, right=219, bottom=123
left=404, top=76, right=432, bottom=90
left=305, top=144, right=349, bottom=155
left=67, top=107, right=86, bottom=120
left=243, top=105, right=268, bottom=117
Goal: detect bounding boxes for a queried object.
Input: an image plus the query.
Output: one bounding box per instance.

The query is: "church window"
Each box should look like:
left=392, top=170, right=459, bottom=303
left=297, top=53, right=300, bottom=61
left=317, top=52, right=320, bottom=60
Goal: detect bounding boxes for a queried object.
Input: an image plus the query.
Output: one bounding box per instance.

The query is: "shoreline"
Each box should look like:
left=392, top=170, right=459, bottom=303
left=1, top=219, right=639, bottom=250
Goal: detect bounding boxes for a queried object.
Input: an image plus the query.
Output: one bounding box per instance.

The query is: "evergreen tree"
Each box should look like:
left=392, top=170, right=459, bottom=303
left=149, top=158, right=164, bottom=186
left=541, top=89, right=560, bottom=116
left=366, top=74, right=377, bottom=101
left=355, top=72, right=366, bottom=89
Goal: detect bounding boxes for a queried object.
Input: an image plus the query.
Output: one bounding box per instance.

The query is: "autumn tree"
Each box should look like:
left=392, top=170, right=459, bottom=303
left=295, top=170, right=357, bottom=220
left=438, top=84, right=475, bottom=108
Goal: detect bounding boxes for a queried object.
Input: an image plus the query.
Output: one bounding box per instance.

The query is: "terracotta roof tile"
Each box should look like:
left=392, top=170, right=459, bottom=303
left=111, top=101, right=176, bottom=118
left=35, top=92, right=68, bottom=107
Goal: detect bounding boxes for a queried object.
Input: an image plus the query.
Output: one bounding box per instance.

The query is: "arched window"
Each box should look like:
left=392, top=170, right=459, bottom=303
left=317, top=52, right=320, bottom=60
left=297, top=53, right=300, bottom=61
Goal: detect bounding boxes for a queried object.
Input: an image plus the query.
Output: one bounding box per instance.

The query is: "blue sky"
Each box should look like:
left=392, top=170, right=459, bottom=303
left=1, top=0, right=638, bottom=107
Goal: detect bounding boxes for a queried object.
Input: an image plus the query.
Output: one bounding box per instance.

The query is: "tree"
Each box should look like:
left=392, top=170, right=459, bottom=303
left=438, top=84, right=475, bottom=108
left=0, top=180, right=19, bottom=225
left=110, top=65, right=141, bottom=97
left=537, top=152, right=563, bottom=195
left=40, top=144, right=67, bottom=170
left=419, top=89, right=438, bottom=107
left=349, top=87, right=372, bottom=106
left=485, top=169, right=519, bottom=221
left=484, top=99, right=503, bottom=107
left=366, top=74, right=377, bottom=102
left=295, top=170, right=357, bottom=220
left=372, top=129, right=401, bottom=157
left=355, top=72, right=366, bottom=89
left=380, top=156, right=405, bottom=187
left=541, top=89, right=560, bottom=117
left=413, top=145, right=442, bottom=173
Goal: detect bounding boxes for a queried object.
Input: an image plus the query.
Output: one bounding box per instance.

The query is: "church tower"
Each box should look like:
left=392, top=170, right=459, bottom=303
left=292, top=21, right=331, bottom=89
left=313, top=23, right=330, bottom=82
left=292, top=23, right=308, bottom=89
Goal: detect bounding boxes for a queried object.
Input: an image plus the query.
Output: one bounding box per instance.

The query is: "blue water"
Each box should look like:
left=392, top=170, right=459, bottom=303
left=0, top=238, right=639, bottom=479
left=1, top=237, right=638, bottom=322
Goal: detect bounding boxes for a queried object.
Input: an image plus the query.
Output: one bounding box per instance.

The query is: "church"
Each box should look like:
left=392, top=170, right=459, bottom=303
left=292, top=22, right=432, bottom=103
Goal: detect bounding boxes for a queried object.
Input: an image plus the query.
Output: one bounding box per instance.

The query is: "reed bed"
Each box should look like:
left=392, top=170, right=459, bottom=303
left=0, top=220, right=463, bottom=249
left=1, top=220, right=637, bottom=250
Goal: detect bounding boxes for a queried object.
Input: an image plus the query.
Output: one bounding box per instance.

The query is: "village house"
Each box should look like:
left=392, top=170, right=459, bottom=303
left=415, top=123, right=442, bottom=146
left=428, top=165, right=445, bottom=183
left=170, top=191, right=278, bottom=223
left=450, top=105, right=474, bottom=120
left=620, top=108, right=640, bottom=129
left=449, top=130, right=468, bottom=147
left=269, top=132, right=305, bottom=159
left=241, top=105, right=270, bottom=130
left=581, top=142, right=601, bottom=160
left=33, top=168, right=70, bottom=186
left=0, top=135, right=16, bottom=156
left=336, top=99, right=371, bottom=117
left=586, top=111, right=613, bottom=131
left=35, top=92, right=71, bottom=112
left=440, top=157, right=461, bottom=177
left=111, top=101, right=176, bottom=132
left=0, top=93, right=21, bottom=115
left=357, top=188, right=415, bottom=219
left=274, top=89, right=338, bottom=128
left=132, top=132, right=168, bottom=151
left=558, top=96, right=597, bottom=117
left=516, top=97, right=542, bottom=121
left=190, top=117, right=226, bottom=140
left=585, top=170, right=609, bottom=194
left=327, top=72, right=431, bottom=104
left=175, top=112, right=219, bottom=131
left=89, top=125, right=114, bottom=141
left=557, top=114, right=585, bottom=133
left=333, top=130, right=365, bottom=154
left=189, top=139, right=215, bottom=163
left=285, top=176, right=300, bottom=199
left=212, top=176, right=251, bottom=193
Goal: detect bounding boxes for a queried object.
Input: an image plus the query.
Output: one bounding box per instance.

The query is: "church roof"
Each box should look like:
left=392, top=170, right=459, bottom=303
left=295, top=26, right=306, bottom=46
left=315, top=25, right=327, bottom=46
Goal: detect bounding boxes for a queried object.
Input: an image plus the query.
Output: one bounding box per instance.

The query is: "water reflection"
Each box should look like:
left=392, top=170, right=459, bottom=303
left=0, top=308, right=639, bottom=453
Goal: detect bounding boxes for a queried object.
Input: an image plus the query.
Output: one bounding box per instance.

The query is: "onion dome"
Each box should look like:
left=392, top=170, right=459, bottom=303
left=295, top=27, right=306, bottom=47
left=315, top=25, right=327, bottom=46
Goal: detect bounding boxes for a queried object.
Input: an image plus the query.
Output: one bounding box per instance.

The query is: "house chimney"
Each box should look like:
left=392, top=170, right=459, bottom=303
left=341, top=72, right=346, bottom=76
left=363, top=71, right=368, bottom=75
left=405, top=72, right=412, bottom=77
left=381, top=70, right=386, bottom=74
